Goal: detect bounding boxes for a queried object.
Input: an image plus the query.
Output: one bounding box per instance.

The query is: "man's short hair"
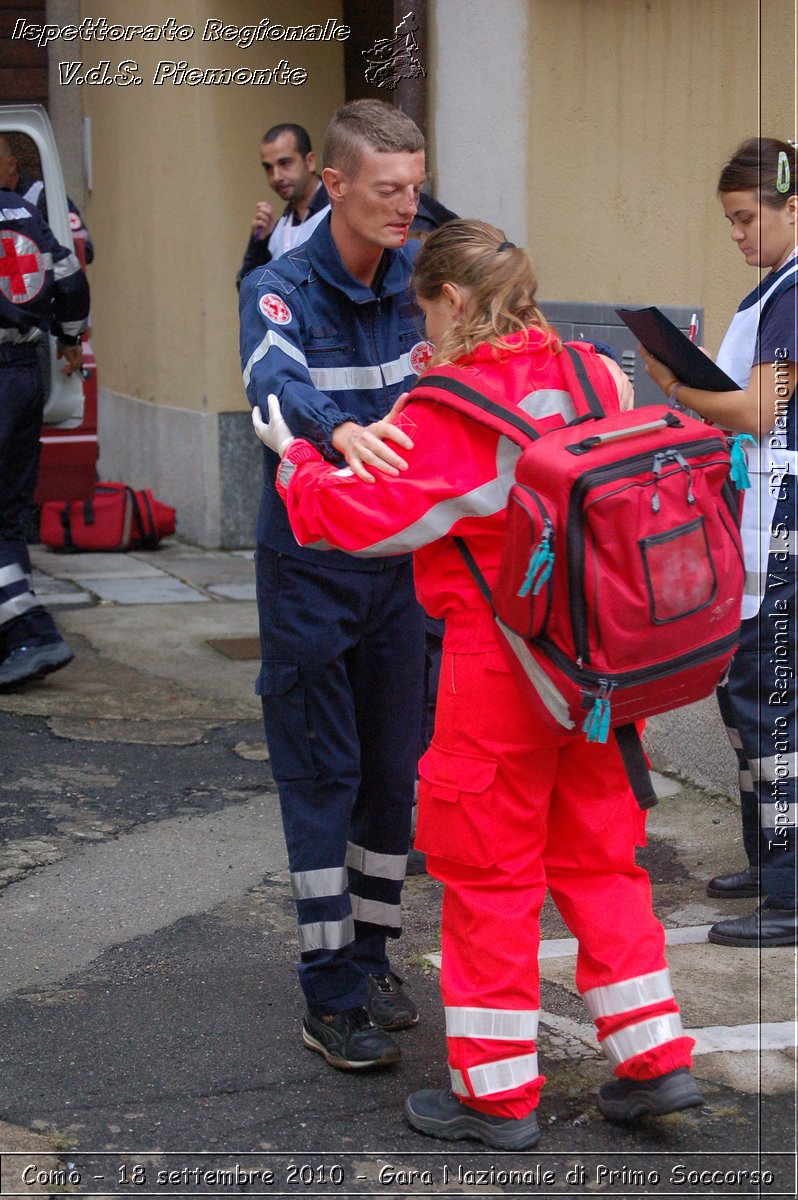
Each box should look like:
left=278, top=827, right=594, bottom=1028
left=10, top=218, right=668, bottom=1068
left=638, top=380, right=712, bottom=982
left=323, top=100, right=424, bottom=178
left=261, top=123, right=312, bottom=157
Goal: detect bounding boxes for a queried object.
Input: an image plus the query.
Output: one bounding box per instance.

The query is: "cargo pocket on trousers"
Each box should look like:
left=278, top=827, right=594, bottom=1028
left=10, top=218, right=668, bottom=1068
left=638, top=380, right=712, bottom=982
left=415, top=744, right=498, bottom=867
left=256, top=660, right=316, bottom=780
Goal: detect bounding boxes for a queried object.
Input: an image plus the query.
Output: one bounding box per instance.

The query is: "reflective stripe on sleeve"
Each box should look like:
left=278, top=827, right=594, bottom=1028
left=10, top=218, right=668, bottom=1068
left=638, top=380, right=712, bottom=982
left=307, top=351, right=414, bottom=394
left=297, top=915, right=355, bottom=953
left=52, top=251, right=81, bottom=280
left=350, top=894, right=402, bottom=929
left=445, top=1006, right=539, bottom=1041
left=582, top=969, right=674, bottom=1020
left=346, top=841, right=407, bottom=881
left=600, top=1012, right=686, bottom=1069
left=242, top=328, right=309, bottom=389
left=290, top=866, right=348, bottom=901
left=450, top=1052, right=540, bottom=1099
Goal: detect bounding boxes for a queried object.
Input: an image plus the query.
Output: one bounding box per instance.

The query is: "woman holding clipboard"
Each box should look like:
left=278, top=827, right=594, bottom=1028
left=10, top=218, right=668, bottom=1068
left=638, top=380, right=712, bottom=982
left=641, top=137, right=797, bottom=948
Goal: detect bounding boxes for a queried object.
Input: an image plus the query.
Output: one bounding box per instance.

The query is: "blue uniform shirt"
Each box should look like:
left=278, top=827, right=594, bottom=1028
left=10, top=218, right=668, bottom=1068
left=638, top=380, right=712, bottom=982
left=239, top=214, right=431, bottom=568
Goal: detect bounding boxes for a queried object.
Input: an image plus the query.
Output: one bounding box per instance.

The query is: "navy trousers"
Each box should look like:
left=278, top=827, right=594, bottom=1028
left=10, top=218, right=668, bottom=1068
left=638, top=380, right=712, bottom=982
left=0, top=348, right=58, bottom=657
left=255, top=546, right=425, bottom=1012
left=717, top=474, right=797, bottom=908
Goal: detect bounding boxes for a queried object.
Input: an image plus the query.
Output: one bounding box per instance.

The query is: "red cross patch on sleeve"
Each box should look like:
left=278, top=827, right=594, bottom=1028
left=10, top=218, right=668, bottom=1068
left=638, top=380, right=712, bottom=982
left=0, top=230, right=46, bottom=304
left=259, top=293, right=293, bottom=325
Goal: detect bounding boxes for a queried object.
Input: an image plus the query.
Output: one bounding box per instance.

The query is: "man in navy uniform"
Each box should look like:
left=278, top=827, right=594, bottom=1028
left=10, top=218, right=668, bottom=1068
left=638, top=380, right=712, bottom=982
left=0, top=190, right=89, bottom=689
left=240, top=100, right=432, bottom=1071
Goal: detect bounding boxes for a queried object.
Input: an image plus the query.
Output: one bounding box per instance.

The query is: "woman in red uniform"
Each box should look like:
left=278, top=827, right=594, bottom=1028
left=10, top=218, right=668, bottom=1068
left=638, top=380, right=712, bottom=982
left=253, top=219, right=702, bottom=1149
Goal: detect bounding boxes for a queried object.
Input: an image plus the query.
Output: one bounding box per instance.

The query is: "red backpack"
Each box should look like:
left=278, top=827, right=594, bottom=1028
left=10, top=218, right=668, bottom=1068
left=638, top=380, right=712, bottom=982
left=412, top=343, right=745, bottom=808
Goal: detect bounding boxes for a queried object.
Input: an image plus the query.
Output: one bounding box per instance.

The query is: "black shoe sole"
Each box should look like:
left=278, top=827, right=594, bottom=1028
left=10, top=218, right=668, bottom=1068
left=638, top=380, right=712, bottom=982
left=302, top=1026, right=400, bottom=1070
left=405, top=1099, right=541, bottom=1150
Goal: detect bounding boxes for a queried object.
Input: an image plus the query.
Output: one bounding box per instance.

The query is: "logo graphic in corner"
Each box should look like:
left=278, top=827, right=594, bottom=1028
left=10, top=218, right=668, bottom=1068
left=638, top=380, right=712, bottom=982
left=0, top=230, right=45, bottom=303
left=410, top=340, right=434, bottom=375
left=362, top=11, right=427, bottom=90
left=259, top=293, right=292, bottom=325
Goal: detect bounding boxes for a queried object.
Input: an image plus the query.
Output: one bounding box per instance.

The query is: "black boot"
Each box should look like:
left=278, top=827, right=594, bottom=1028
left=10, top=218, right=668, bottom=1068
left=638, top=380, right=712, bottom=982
left=708, top=902, right=798, bottom=947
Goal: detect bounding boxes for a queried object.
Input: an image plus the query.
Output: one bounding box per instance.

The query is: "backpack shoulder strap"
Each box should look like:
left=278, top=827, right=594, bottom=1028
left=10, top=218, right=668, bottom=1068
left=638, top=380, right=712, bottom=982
left=409, top=366, right=541, bottom=448
left=559, top=343, right=611, bottom=419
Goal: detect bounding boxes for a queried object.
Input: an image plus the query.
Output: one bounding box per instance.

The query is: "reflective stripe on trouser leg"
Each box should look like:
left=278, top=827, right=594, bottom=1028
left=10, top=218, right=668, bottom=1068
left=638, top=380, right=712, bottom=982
left=445, top=1007, right=541, bottom=1101
left=543, top=735, right=694, bottom=1080
left=347, top=841, right=407, bottom=934
left=450, top=1052, right=540, bottom=1100
left=0, top=564, right=37, bottom=629
left=723, top=565, right=797, bottom=908
left=582, top=969, right=687, bottom=1072
left=255, top=549, right=423, bottom=1011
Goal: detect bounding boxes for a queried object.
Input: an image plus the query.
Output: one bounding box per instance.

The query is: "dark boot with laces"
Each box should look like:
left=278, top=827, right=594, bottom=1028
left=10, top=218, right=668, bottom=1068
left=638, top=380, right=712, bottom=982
left=597, top=1067, right=704, bottom=1121
left=302, top=1005, right=400, bottom=1070
left=366, top=971, right=419, bottom=1030
left=405, top=1088, right=541, bottom=1150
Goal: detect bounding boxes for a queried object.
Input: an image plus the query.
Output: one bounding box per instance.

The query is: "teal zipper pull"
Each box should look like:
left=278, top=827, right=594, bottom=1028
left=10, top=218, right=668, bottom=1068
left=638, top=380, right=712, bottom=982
left=518, top=524, right=554, bottom=597
left=582, top=685, right=612, bottom=744
left=730, top=434, right=756, bottom=490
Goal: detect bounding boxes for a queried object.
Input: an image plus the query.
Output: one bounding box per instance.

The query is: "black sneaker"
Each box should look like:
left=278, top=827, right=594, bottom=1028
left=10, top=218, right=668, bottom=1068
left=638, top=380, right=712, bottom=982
left=302, top=1006, right=400, bottom=1070
left=405, top=1088, right=541, bottom=1150
left=597, top=1068, right=704, bottom=1121
left=0, top=639, right=74, bottom=690
left=367, top=971, right=419, bottom=1030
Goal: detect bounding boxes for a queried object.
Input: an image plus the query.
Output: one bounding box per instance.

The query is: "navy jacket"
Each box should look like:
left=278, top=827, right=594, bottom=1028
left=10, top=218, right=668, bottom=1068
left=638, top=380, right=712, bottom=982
left=0, top=190, right=89, bottom=345
left=239, top=214, right=431, bottom=568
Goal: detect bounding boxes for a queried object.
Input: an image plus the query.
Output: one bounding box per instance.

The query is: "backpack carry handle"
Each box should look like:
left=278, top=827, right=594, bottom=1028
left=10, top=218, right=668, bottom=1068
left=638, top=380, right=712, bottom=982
left=566, top=412, right=683, bottom=455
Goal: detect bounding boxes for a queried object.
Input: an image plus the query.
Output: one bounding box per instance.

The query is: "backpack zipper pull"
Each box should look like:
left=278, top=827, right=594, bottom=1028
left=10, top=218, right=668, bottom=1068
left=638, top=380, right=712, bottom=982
left=582, top=682, right=613, bottom=743
left=517, top=521, right=554, bottom=597
left=729, top=433, right=756, bottom=490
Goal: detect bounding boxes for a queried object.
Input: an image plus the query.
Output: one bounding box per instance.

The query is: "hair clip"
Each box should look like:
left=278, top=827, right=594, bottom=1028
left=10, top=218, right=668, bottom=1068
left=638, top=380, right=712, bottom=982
left=776, top=150, right=791, bottom=193
left=496, top=241, right=516, bottom=252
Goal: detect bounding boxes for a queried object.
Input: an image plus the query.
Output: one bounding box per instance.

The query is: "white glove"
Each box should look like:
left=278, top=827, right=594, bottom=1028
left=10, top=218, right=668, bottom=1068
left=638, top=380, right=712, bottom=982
left=252, top=394, right=295, bottom=457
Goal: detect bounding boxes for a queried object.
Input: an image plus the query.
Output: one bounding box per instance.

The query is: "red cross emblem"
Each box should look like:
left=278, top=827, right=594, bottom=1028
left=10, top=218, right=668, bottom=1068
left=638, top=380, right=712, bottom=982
left=259, top=293, right=292, bottom=325
left=0, top=230, right=46, bottom=304
left=409, top=340, right=434, bottom=375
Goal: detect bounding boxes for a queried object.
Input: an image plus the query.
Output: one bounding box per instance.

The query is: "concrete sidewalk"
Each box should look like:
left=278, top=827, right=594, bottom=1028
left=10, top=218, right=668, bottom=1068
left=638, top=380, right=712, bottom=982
left=0, top=537, right=794, bottom=1191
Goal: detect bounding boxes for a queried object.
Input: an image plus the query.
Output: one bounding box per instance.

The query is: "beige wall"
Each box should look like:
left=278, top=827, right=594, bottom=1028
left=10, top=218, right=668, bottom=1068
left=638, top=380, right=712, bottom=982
left=523, top=0, right=795, bottom=355
left=78, top=0, right=344, bottom=416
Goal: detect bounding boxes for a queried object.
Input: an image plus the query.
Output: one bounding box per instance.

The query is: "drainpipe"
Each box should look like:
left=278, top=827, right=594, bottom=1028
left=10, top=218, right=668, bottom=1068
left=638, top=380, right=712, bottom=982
left=394, top=0, right=427, bottom=141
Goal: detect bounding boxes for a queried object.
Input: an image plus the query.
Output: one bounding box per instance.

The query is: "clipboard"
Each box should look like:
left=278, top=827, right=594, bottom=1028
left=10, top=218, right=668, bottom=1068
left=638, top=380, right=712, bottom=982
left=616, top=306, right=737, bottom=392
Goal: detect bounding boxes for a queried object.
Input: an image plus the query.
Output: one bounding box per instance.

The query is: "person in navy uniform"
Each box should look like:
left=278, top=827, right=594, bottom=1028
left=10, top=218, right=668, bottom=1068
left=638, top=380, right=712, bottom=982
left=0, top=136, right=94, bottom=265
left=0, top=189, right=89, bottom=689
left=239, top=100, right=431, bottom=1071
left=642, top=137, right=797, bottom=948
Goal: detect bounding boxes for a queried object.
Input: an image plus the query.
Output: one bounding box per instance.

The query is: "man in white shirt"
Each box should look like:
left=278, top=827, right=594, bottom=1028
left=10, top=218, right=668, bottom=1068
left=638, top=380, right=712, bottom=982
left=236, top=123, right=329, bottom=287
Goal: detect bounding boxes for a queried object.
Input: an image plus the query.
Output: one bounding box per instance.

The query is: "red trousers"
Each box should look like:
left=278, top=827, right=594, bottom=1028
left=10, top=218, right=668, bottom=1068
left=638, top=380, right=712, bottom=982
left=416, top=641, right=694, bottom=1119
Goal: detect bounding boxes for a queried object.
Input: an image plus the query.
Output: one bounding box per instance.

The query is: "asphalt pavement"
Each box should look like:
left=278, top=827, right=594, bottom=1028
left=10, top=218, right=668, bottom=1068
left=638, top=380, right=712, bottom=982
left=0, top=539, right=795, bottom=1198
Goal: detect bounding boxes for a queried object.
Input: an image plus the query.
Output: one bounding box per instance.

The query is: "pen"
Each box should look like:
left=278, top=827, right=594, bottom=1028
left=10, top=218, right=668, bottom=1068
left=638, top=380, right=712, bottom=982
left=688, top=313, right=698, bottom=342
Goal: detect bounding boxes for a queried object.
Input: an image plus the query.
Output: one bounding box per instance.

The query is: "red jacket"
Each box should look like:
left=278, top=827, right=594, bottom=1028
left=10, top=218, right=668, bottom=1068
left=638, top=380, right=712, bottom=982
left=278, top=330, right=619, bottom=649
